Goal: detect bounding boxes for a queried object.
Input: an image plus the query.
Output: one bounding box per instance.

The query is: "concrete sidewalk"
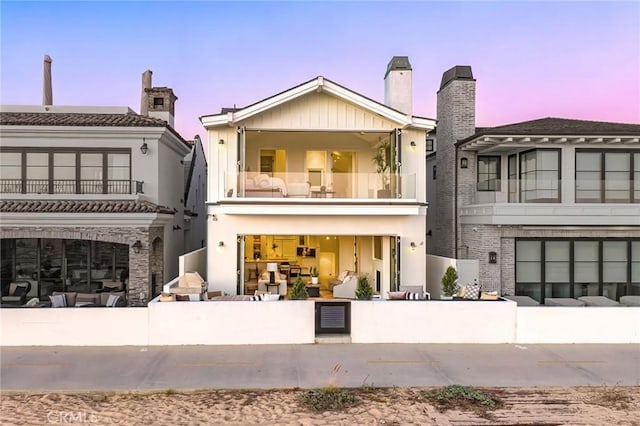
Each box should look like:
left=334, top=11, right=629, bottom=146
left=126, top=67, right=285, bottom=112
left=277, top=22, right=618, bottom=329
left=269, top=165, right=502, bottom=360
left=1, top=344, right=638, bottom=392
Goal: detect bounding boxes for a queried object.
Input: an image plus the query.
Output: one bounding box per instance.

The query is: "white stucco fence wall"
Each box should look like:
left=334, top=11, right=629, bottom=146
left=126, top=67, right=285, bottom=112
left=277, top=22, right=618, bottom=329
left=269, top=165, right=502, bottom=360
left=0, top=308, right=149, bottom=346
left=350, top=299, right=517, bottom=343
left=178, top=247, right=207, bottom=280
left=147, top=300, right=315, bottom=345
left=516, top=307, right=640, bottom=344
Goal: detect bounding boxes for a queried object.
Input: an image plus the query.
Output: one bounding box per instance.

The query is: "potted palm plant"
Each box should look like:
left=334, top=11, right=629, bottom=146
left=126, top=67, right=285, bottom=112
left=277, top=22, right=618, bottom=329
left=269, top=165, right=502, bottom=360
left=355, top=274, right=374, bottom=300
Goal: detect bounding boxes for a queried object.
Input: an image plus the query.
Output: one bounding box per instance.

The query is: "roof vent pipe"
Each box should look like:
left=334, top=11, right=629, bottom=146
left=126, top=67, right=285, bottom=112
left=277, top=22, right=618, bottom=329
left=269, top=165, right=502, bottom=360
left=43, top=55, right=53, bottom=106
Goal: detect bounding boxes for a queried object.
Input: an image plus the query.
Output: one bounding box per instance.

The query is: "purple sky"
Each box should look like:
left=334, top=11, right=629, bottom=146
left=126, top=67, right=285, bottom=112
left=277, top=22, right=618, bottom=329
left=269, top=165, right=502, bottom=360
left=1, top=1, right=639, bottom=143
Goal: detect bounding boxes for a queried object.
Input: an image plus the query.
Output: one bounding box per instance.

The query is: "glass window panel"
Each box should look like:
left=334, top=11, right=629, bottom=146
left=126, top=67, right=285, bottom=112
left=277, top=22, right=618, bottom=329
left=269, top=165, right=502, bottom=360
left=603, top=241, right=626, bottom=261
left=631, top=263, right=640, bottom=282
left=546, top=283, right=570, bottom=298
left=516, top=262, right=541, bottom=282
left=540, top=151, right=559, bottom=170
left=574, top=241, right=598, bottom=261
left=576, top=152, right=601, bottom=171
left=0, top=152, right=22, bottom=179
left=516, top=241, right=541, bottom=261
left=80, top=153, right=103, bottom=186
left=575, top=263, right=599, bottom=282
left=520, top=150, right=559, bottom=202
left=107, top=153, right=129, bottom=180
left=546, top=262, right=570, bottom=282
left=632, top=241, right=640, bottom=261
left=26, top=153, right=49, bottom=179
left=546, top=241, right=570, bottom=261
left=605, top=152, right=630, bottom=171
left=603, top=262, right=627, bottom=282
left=53, top=153, right=76, bottom=180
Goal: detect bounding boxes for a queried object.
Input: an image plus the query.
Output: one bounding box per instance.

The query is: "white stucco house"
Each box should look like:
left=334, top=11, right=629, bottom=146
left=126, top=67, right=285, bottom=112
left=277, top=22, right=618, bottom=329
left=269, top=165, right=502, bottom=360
left=183, top=134, right=208, bottom=253
left=0, top=62, right=192, bottom=306
left=201, top=57, right=435, bottom=300
left=427, top=65, right=640, bottom=304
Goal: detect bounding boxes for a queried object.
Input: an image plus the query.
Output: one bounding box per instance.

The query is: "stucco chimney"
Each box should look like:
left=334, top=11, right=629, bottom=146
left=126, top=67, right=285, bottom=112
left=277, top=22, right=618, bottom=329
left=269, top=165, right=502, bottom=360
left=140, top=70, right=152, bottom=116
left=43, top=55, right=53, bottom=106
left=384, top=56, right=412, bottom=114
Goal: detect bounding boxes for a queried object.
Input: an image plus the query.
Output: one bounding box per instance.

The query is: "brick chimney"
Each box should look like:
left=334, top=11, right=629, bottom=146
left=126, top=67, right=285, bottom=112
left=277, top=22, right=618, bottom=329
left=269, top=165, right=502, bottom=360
left=43, top=55, right=53, bottom=106
left=141, top=70, right=177, bottom=127
left=434, top=65, right=476, bottom=258
left=384, top=56, right=412, bottom=114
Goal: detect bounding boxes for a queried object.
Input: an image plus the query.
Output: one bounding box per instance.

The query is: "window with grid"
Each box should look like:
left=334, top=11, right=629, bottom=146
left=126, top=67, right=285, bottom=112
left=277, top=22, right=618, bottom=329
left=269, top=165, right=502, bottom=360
left=477, top=156, right=500, bottom=191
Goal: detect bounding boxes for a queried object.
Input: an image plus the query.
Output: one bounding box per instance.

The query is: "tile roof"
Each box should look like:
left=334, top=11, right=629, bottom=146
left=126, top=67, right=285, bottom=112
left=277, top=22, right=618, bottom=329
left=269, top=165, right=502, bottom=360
left=0, top=111, right=191, bottom=148
left=0, top=112, right=167, bottom=127
left=0, top=200, right=176, bottom=214
left=459, top=117, right=640, bottom=144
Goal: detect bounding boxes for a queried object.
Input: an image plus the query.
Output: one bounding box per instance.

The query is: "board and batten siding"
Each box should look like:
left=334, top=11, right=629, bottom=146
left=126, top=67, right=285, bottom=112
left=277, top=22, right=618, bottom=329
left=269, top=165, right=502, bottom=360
left=241, top=92, right=398, bottom=130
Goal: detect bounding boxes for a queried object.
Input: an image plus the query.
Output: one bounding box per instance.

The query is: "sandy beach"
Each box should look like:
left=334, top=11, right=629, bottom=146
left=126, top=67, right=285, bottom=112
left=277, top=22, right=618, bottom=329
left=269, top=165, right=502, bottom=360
left=1, top=386, right=639, bottom=425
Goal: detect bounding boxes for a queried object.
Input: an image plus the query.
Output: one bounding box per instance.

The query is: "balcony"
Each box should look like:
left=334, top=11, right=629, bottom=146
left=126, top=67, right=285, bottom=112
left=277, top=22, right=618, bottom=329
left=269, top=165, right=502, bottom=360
left=0, top=179, right=144, bottom=195
left=224, top=172, right=417, bottom=200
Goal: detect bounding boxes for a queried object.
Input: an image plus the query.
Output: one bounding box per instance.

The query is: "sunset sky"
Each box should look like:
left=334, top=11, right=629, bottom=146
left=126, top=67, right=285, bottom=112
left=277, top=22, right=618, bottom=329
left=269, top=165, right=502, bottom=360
left=1, top=1, right=638, bottom=144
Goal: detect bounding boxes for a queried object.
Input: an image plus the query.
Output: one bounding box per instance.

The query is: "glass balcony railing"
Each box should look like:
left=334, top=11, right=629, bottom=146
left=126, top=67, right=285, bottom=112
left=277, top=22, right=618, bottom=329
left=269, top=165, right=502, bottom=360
left=0, top=179, right=144, bottom=195
left=224, top=172, right=416, bottom=200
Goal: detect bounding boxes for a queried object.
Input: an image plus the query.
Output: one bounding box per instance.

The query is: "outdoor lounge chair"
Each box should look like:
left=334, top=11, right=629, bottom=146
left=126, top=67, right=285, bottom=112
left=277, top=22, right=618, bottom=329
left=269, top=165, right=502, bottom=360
left=1, top=281, right=31, bottom=305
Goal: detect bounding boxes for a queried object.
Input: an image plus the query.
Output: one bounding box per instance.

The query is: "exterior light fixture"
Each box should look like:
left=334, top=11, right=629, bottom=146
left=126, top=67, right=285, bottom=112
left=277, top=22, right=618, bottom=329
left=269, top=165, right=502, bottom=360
left=460, top=157, right=468, bottom=169
left=410, top=141, right=416, bottom=149
left=140, top=139, right=148, bottom=155
left=410, top=241, right=424, bottom=252
left=218, top=241, right=224, bottom=247
left=132, top=240, right=142, bottom=254
left=218, top=139, right=225, bottom=145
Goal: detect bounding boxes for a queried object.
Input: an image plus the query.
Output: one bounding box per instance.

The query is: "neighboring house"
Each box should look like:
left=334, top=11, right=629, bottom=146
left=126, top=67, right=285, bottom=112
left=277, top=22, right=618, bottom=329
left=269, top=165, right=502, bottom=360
left=427, top=65, right=640, bottom=303
left=183, top=134, right=208, bottom=252
left=201, top=57, right=435, bottom=297
left=0, top=62, right=192, bottom=306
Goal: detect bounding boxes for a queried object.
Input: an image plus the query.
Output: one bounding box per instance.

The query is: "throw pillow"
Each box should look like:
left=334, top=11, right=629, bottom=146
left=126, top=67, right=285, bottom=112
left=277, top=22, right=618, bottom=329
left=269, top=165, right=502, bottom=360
left=404, top=292, right=421, bottom=300
left=250, top=295, right=260, bottom=301
left=337, top=271, right=348, bottom=282
left=106, top=294, right=120, bottom=307
left=49, top=293, right=67, bottom=308
left=388, top=291, right=407, bottom=300
left=13, top=285, right=27, bottom=298
left=480, top=291, right=499, bottom=300
left=462, top=284, right=480, bottom=300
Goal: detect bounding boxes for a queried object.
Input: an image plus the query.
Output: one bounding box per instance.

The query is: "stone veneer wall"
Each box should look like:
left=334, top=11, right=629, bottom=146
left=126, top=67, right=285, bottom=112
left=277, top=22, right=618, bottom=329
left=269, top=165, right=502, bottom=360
left=0, top=226, right=160, bottom=306
left=459, top=225, right=640, bottom=296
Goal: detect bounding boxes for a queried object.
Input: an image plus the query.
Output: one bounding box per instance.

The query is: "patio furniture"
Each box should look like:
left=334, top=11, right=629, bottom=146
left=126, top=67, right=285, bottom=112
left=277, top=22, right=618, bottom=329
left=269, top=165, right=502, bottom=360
left=332, top=274, right=359, bottom=299
left=577, top=296, right=620, bottom=306
left=1, top=281, right=31, bottom=305
left=620, top=296, right=640, bottom=306
left=544, top=298, right=585, bottom=307
left=504, top=295, right=540, bottom=306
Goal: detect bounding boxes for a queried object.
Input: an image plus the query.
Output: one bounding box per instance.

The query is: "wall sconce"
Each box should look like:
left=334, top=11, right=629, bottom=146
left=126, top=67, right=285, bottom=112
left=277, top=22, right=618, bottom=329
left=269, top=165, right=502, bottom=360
left=460, top=157, right=468, bottom=169
left=131, top=240, right=142, bottom=254
left=409, top=241, right=424, bottom=252
left=409, top=141, right=416, bottom=150
left=140, top=139, right=148, bottom=155
left=173, top=225, right=182, bottom=231
left=218, top=139, right=225, bottom=145
left=489, top=251, right=497, bottom=264
left=218, top=241, right=225, bottom=247
left=426, top=229, right=432, bottom=237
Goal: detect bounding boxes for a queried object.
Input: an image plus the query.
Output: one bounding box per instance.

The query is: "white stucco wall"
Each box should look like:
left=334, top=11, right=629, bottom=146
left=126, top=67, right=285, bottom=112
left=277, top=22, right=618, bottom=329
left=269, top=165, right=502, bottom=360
left=179, top=247, right=207, bottom=280
left=147, top=300, right=315, bottom=345
left=351, top=299, right=517, bottom=343
left=0, top=307, right=149, bottom=346
left=516, top=307, right=640, bottom=343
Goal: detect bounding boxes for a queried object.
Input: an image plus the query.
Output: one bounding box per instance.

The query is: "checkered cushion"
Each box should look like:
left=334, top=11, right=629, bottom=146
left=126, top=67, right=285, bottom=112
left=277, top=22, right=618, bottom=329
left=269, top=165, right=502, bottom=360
left=461, top=284, right=480, bottom=300
left=405, top=292, right=421, bottom=300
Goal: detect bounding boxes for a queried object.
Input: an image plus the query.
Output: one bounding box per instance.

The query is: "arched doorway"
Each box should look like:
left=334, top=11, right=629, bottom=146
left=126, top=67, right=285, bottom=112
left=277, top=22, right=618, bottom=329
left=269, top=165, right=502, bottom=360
left=150, top=237, right=163, bottom=297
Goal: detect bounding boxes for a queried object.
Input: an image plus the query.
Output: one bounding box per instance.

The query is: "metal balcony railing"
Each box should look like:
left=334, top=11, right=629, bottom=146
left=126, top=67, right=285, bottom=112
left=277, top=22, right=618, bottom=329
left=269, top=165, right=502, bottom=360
left=0, top=179, right=144, bottom=195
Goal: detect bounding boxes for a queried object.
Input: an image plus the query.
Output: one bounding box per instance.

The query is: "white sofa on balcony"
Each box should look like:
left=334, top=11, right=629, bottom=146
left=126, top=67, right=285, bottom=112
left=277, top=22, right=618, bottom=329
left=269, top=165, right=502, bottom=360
left=332, top=274, right=359, bottom=299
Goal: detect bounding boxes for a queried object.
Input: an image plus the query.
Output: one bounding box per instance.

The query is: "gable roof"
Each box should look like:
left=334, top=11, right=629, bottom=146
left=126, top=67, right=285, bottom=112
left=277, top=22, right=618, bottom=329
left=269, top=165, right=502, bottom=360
left=459, top=117, right=640, bottom=145
left=0, top=111, right=191, bottom=148
left=200, top=76, right=436, bottom=130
